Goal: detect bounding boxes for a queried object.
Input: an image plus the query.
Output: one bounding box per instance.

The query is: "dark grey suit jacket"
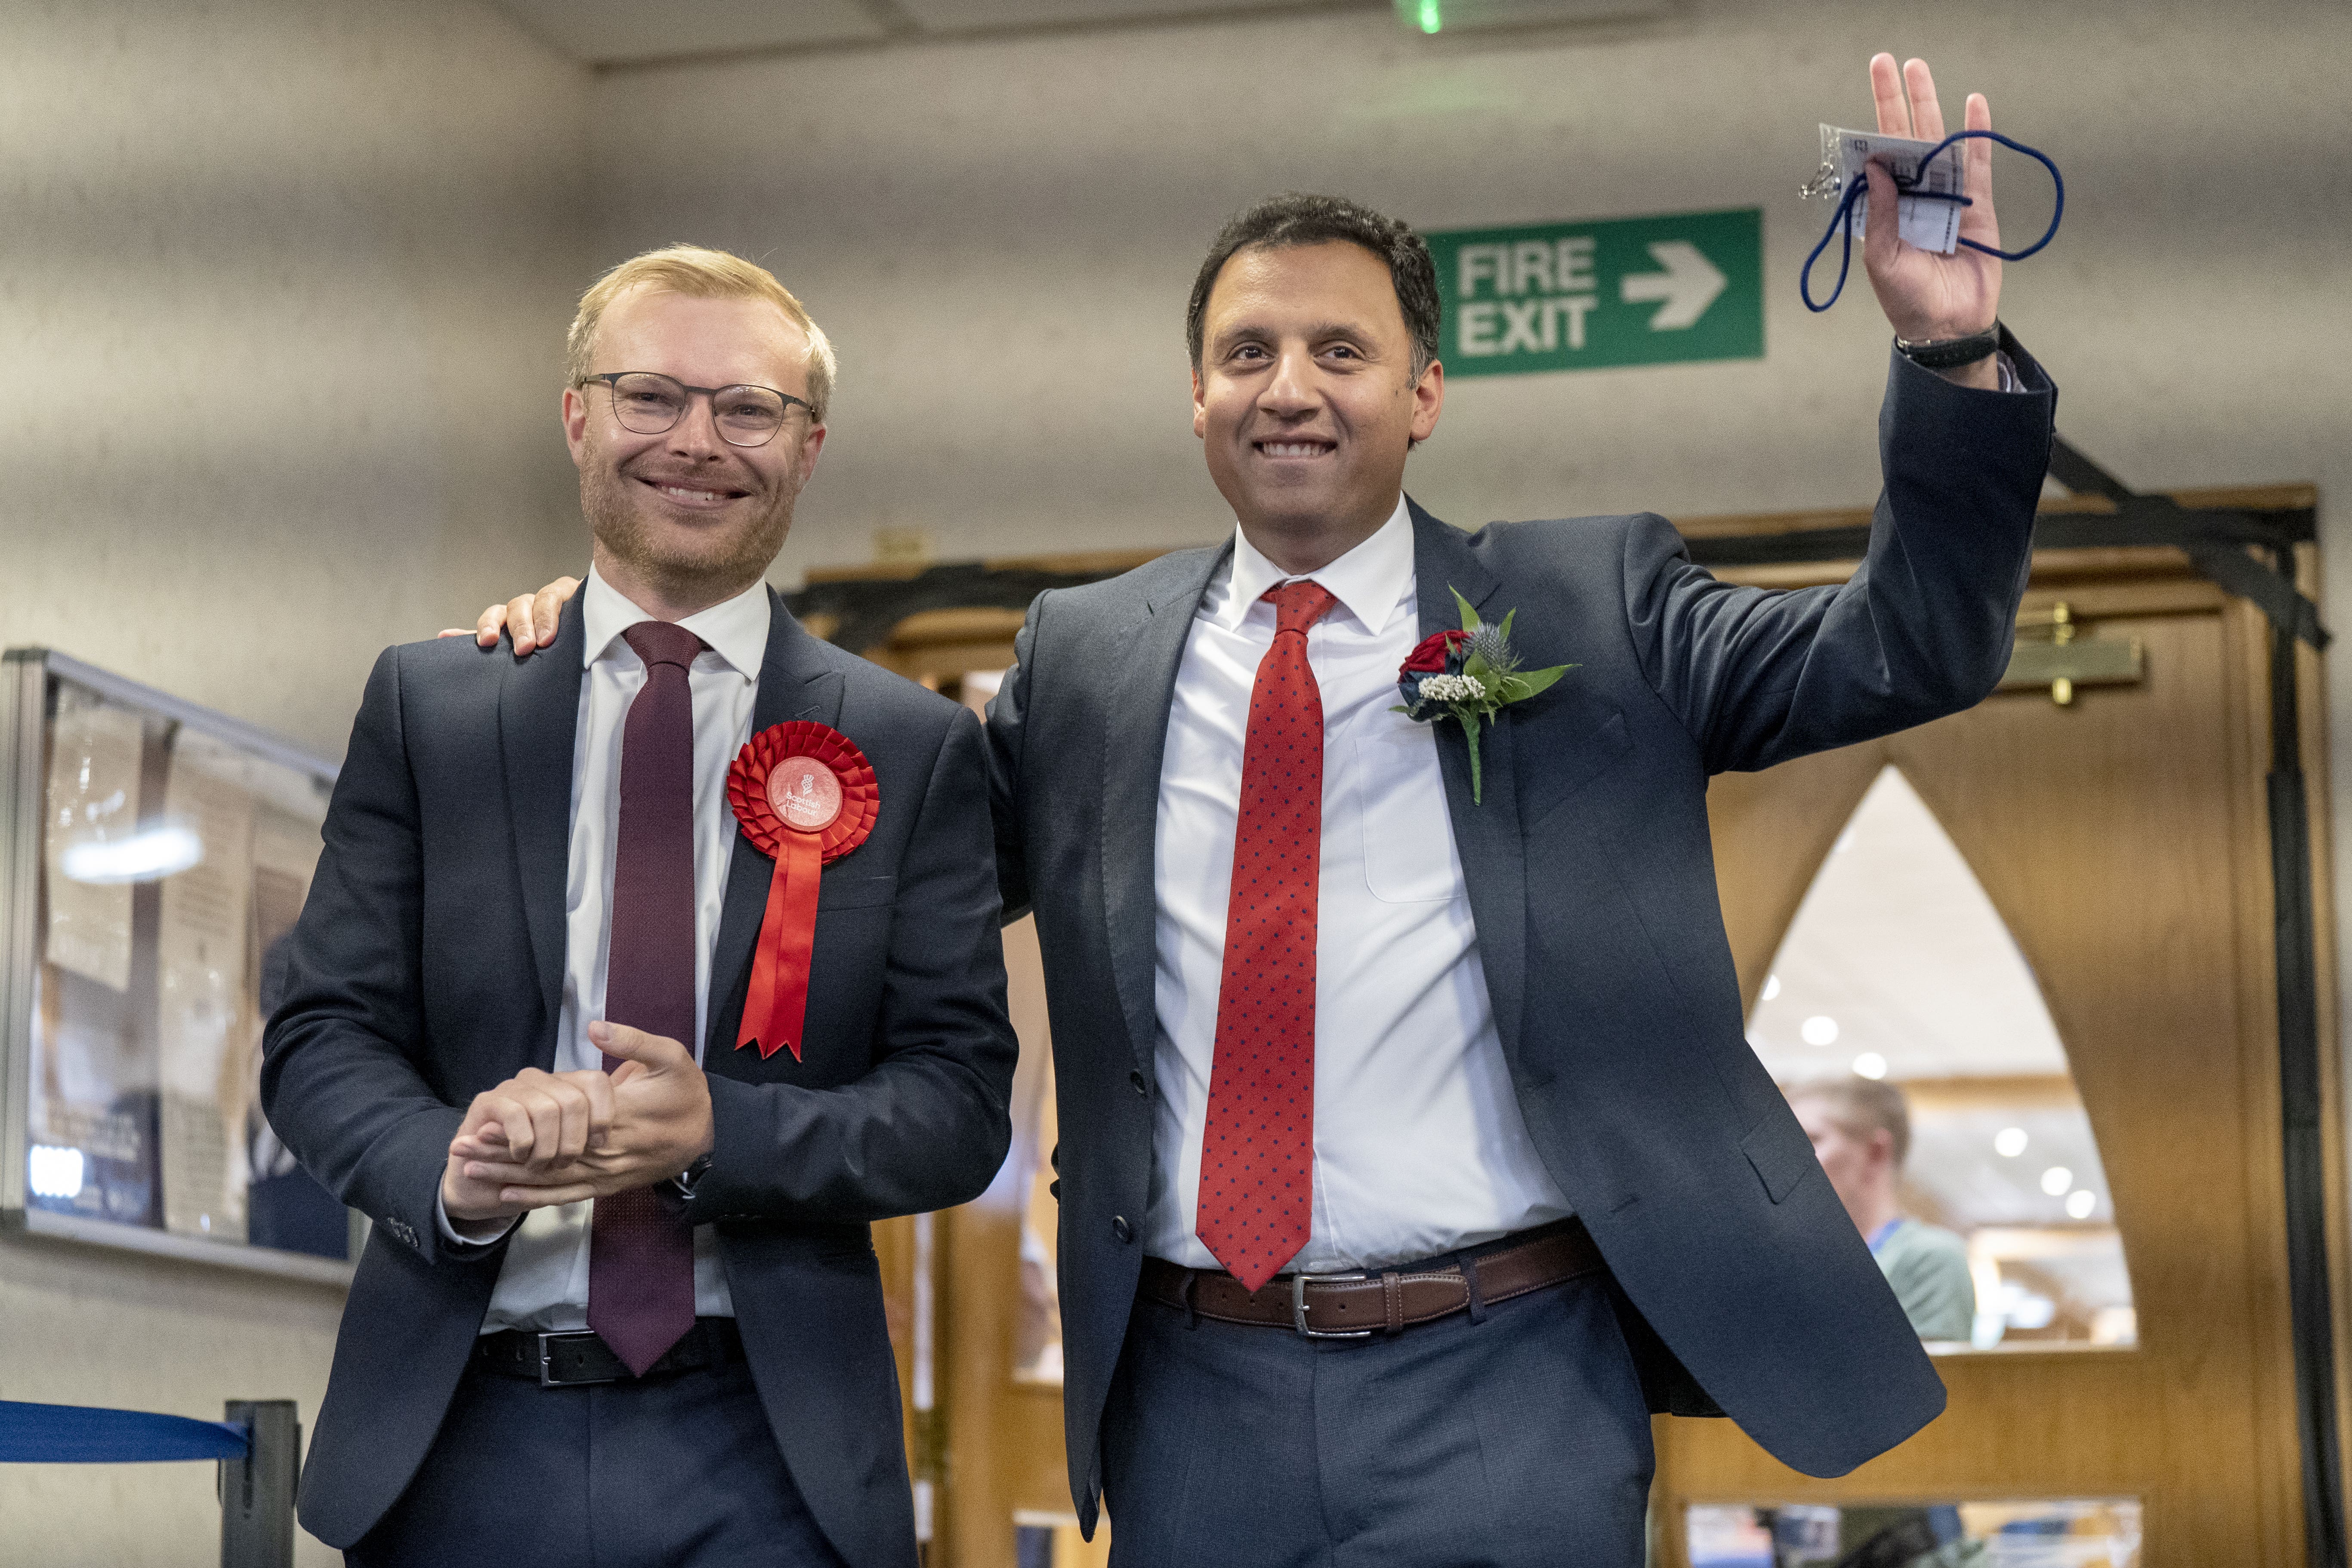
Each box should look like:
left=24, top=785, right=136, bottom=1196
left=263, top=593, right=1017, bottom=1563
left=987, top=340, right=2057, bottom=1529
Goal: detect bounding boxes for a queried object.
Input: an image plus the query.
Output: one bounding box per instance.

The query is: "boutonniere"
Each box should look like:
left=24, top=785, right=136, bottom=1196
left=1393, top=587, right=1575, bottom=804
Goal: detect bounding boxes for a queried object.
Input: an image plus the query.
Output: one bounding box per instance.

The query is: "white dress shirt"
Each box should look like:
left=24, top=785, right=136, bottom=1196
left=1141, top=497, right=1572, bottom=1275
left=443, top=565, right=769, bottom=1332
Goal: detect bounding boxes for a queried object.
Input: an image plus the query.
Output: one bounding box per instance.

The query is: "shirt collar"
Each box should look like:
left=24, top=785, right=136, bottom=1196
left=1219, top=494, right=1415, bottom=637
left=581, top=565, right=771, bottom=682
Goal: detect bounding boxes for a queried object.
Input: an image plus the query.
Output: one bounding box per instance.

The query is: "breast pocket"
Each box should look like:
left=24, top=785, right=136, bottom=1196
left=1354, top=721, right=1466, bottom=904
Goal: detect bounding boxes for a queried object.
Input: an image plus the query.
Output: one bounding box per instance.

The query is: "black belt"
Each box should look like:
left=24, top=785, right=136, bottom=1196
left=475, top=1317, right=744, bottom=1387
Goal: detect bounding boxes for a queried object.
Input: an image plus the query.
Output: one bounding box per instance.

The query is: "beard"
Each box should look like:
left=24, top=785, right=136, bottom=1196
left=579, top=435, right=801, bottom=603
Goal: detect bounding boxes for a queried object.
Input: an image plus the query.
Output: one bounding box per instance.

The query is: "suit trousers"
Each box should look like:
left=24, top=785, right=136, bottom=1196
left=347, top=1342, right=849, bottom=1568
left=1099, top=1246, right=1654, bottom=1568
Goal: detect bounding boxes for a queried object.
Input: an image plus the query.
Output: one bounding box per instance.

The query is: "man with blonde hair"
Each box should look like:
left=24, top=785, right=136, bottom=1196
left=1787, top=1077, right=1975, bottom=1343
left=264, top=245, right=1016, bottom=1566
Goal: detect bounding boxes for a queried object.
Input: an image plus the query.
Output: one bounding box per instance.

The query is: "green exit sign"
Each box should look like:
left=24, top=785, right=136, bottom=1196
left=1424, top=207, right=1764, bottom=377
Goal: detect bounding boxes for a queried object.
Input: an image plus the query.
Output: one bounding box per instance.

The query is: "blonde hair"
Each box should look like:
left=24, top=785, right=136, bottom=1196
left=566, top=244, right=837, bottom=423
left=1788, top=1076, right=1912, bottom=1168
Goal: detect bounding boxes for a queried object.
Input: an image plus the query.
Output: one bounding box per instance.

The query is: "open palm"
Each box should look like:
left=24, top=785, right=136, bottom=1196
left=1862, top=54, right=2001, bottom=344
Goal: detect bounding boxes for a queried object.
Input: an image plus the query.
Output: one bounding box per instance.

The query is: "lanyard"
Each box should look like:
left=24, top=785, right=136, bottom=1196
left=1801, top=128, right=2065, bottom=312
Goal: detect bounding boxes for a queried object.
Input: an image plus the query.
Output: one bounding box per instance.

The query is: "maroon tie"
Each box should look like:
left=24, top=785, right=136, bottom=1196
left=587, top=621, right=703, bottom=1375
left=1195, top=580, right=1337, bottom=1293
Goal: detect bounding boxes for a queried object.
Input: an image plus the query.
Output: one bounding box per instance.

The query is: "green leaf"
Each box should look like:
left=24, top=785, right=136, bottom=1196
left=1507, top=663, right=1575, bottom=702
left=1461, top=650, right=1494, bottom=686
left=1461, top=706, right=1484, bottom=804
left=1499, top=606, right=1518, bottom=643
left=1449, top=584, right=1482, bottom=635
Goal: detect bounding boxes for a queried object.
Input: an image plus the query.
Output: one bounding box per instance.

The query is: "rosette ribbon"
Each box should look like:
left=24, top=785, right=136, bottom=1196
left=725, top=721, right=880, bottom=1060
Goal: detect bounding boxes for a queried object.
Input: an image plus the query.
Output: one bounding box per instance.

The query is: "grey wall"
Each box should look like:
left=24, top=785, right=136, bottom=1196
left=0, top=4, right=587, bottom=1561
left=0, top=0, right=590, bottom=761
left=588, top=0, right=2350, bottom=579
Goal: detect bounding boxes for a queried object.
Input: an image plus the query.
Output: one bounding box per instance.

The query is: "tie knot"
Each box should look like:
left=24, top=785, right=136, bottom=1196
left=623, top=620, right=705, bottom=673
left=1264, top=580, right=1338, bottom=637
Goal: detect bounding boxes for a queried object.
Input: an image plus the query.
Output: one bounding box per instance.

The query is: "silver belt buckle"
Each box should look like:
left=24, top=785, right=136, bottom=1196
left=1292, top=1272, right=1372, bottom=1340
left=536, top=1330, right=620, bottom=1387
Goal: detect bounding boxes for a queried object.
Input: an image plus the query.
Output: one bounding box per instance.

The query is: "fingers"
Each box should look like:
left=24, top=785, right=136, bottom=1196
left=1958, top=92, right=2000, bottom=249
left=531, top=578, right=580, bottom=651
left=473, top=602, right=510, bottom=651
left=1870, top=52, right=1909, bottom=137
left=506, top=593, right=543, bottom=655
left=438, top=628, right=473, bottom=639
left=1904, top=57, right=1945, bottom=143
left=590, top=1020, right=691, bottom=1071
left=1861, top=161, right=1901, bottom=275
left=454, top=1069, right=608, bottom=1168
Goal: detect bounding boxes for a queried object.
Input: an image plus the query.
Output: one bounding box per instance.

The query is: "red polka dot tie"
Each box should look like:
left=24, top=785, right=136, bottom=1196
left=1195, top=580, right=1337, bottom=1293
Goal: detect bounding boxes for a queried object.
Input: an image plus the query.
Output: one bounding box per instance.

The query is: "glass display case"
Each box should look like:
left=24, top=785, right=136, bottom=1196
left=0, top=648, right=355, bottom=1283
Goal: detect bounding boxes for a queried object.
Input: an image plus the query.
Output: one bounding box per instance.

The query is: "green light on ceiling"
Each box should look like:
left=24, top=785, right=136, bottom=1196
left=1417, top=0, right=1442, bottom=32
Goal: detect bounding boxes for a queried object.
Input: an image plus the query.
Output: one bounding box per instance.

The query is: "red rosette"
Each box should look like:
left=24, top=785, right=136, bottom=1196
left=725, top=722, right=879, bottom=1060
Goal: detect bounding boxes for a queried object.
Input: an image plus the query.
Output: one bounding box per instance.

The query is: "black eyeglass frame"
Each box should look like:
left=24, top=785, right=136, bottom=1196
left=575, top=371, right=815, bottom=448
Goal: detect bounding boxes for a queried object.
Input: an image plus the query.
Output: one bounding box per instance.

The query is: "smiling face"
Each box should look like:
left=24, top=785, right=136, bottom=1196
left=1191, top=241, right=1443, bottom=573
left=563, top=286, right=827, bottom=616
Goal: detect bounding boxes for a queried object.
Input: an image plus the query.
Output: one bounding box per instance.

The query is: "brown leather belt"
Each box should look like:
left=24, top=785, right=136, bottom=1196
left=1138, top=1217, right=1604, bottom=1340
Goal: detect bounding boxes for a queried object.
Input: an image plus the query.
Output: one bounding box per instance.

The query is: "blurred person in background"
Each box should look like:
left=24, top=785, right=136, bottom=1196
left=1789, top=1076, right=1976, bottom=1343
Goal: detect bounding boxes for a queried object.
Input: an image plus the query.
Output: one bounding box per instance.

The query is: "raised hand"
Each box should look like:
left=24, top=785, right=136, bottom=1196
left=1861, top=53, right=2001, bottom=389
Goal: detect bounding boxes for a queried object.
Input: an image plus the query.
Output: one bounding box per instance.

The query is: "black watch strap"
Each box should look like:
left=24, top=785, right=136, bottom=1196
left=1895, top=324, right=2000, bottom=370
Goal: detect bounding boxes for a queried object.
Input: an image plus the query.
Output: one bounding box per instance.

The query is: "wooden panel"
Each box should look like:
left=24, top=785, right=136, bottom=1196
left=1660, top=592, right=2319, bottom=1567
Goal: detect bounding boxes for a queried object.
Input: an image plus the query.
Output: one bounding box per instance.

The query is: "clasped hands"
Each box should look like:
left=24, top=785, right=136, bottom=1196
left=440, top=1020, right=714, bottom=1237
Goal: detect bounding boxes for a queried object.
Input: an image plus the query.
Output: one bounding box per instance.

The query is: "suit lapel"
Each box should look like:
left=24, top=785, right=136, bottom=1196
left=707, top=593, right=842, bottom=1063
left=1410, top=499, right=1530, bottom=1067
left=500, top=602, right=588, bottom=1047
left=1102, top=541, right=1232, bottom=1075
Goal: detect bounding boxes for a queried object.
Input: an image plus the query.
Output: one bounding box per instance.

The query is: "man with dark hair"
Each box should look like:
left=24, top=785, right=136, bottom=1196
left=473, top=54, right=2053, bottom=1568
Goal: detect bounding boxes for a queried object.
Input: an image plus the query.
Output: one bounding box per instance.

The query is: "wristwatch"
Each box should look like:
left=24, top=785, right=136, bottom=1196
left=673, top=1153, right=713, bottom=1197
left=1895, top=324, right=2000, bottom=370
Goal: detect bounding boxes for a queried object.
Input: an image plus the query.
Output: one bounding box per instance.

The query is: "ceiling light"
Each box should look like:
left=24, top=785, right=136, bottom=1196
left=1761, top=974, right=1781, bottom=1002
left=2041, top=1166, right=2073, bottom=1197
left=1994, top=1127, right=2028, bottom=1158
left=1801, top=1015, right=1839, bottom=1046
left=2065, top=1188, right=2097, bottom=1219
left=1852, top=1053, right=1887, bottom=1080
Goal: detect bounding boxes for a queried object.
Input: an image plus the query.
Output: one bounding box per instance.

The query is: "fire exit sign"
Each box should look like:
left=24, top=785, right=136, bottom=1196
left=1423, top=207, right=1763, bottom=377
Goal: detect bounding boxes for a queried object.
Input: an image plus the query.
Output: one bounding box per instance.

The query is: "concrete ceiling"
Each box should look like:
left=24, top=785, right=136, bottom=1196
left=483, top=0, right=1667, bottom=65
left=485, top=0, right=1373, bottom=65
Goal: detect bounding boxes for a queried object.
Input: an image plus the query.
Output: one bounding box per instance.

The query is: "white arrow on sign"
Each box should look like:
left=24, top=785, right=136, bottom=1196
left=1619, top=241, right=1726, bottom=330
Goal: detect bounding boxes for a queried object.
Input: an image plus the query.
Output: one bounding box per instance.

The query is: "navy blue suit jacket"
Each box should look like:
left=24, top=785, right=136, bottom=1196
left=263, top=593, right=1017, bottom=1562
left=986, top=341, right=2057, bottom=1529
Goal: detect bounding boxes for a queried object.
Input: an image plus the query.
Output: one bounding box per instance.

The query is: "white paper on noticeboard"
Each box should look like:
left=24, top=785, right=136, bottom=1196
left=156, top=737, right=254, bottom=1243
left=42, top=695, right=143, bottom=992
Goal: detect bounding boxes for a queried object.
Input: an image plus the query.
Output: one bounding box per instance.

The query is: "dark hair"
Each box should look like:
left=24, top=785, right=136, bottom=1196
left=1185, top=193, right=1442, bottom=379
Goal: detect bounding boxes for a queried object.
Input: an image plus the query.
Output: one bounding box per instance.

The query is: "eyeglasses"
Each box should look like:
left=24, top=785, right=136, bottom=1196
left=577, top=371, right=813, bottom=448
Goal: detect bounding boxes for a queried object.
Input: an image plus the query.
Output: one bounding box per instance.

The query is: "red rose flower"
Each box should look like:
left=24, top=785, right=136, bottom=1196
left=1400, top=629, right=1471, bottom=675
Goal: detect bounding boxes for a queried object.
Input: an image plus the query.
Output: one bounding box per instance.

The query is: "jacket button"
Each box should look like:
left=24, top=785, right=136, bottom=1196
left=1112, top=1216, right=1133, bottom=1244
left=1129, top=1069, right=1148, bottom=1097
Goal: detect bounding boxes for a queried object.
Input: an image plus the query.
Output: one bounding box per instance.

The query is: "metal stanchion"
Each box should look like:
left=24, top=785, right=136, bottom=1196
left=218, top=1400, right=299, bottom=1568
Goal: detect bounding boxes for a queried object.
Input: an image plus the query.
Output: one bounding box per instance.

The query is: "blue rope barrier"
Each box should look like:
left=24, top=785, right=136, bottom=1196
left=1800, top=128, right=2065, bottom=312
left=0, top=1399, right=250, bottom=1463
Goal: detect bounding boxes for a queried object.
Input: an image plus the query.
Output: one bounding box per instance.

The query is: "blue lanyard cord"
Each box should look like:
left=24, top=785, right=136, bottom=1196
left=1800, top=128, right=2065, bottom=313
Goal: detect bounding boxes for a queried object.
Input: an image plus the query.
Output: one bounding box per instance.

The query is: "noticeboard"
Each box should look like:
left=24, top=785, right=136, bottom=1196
left=0, top=648, right=357, bottom=1284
